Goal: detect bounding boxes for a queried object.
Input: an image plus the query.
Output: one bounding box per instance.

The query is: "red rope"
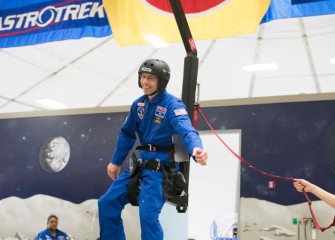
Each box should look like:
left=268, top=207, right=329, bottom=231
left=303, top=191, right=335, bottom=231
left=194, top=103, right=335, bottom=231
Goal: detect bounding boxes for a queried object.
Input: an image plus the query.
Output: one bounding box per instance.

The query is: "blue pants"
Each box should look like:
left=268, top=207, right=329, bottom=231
left=98, top=169, right=165, bottom=240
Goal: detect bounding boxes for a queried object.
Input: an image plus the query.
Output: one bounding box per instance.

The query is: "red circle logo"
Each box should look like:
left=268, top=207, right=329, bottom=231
left=144, top=0, right=227, bottom=14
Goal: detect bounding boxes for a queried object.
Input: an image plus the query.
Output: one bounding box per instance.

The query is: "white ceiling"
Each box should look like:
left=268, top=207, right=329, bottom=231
left=0, top=14, right=335, bottom=115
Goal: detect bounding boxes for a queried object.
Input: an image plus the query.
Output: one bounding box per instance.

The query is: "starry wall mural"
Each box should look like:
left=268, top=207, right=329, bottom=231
left=1, top=98, right=335, bottom=239
left=1, top=100, right=335, bottom=204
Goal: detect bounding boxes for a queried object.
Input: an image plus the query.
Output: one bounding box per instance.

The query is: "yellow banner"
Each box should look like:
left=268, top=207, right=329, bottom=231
left=103, top=0, right=270, bottom=46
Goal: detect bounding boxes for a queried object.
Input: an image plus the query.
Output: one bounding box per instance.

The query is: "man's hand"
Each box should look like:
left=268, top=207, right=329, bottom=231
left=107, top=163, right=121, bottom=180
left=192, top=147, right=208, bottom=166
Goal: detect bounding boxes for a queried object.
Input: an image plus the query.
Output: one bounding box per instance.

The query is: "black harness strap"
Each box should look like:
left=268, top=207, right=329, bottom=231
left=128, top=153, right=140, bottom=206
left=129, top=155, right=163, bottom=206
left=128, top=145, right=173, bottom=206
left=128, top=143, right=187, bottom=206
left=128, top=170, right=141, bottom=206
left=135, top=144, right=174, bottom=152
left=168, top=150, right=187, bottom=198
left=161, top=145, right=188, bottom=201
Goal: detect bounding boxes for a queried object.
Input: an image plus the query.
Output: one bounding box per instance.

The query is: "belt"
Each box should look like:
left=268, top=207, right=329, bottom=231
left=136, top=144, right=174, bottom=152
left=138, top=159, right=161, bottom=172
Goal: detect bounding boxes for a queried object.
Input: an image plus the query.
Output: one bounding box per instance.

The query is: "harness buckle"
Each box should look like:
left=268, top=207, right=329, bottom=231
left=143, top=159, right=161, bottom=171
left=154, top=159, right=161, bottom=171
left=147, top=144, right=157, bottom=151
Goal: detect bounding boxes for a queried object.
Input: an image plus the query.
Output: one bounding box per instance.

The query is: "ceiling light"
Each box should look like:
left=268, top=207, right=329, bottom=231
left=36, top=98, right=69, bottom=109
left=329, top=57, right=335, bottom=64
left=243, top=63, right=278, bottom=72
left=144, top=34, right=169, bottom=48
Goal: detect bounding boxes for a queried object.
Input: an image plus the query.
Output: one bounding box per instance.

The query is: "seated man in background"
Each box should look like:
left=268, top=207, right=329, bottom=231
left=35, top=214, right=69, bottom=240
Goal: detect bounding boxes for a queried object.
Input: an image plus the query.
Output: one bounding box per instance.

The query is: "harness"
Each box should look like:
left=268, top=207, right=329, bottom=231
left=127, top=144, right=187, bottom=206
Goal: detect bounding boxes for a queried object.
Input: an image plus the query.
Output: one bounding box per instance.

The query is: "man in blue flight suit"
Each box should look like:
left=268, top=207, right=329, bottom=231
left=98, top=59, right=208, bottom=240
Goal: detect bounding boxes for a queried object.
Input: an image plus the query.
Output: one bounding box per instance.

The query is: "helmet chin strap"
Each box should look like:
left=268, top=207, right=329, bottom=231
left=148, top=90, right=159, bottom=96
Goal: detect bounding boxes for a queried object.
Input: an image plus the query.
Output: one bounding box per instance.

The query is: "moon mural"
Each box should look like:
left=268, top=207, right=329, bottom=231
left=39, top=136, right=71, bottom=173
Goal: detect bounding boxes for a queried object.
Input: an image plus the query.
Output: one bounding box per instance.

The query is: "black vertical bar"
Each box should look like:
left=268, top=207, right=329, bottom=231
left=182, top=54, right=198, bottom=124
left=169, top=0, right=199, bottom=213
left=169, top=0, right=197, bottom=56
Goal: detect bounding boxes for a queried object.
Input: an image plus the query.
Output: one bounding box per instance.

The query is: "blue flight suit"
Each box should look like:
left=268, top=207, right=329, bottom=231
left=35, top=229, right=69, bottom=240
left=98, top=90, right=203, bottom=240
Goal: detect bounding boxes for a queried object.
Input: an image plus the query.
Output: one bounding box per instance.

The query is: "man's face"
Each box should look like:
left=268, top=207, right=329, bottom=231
left=140, top=73, right=159, bottom=96
left=47, top=217, right=58, bottom=231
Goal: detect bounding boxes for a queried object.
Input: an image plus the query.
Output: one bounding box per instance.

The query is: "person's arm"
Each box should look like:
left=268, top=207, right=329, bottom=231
left=110, top=102, right=138, bottom=163
left=294, top=179, right=335, bottom=208
left=106, top=101, right=138, bottom=180
left=169, top=100, right=208, bottom=165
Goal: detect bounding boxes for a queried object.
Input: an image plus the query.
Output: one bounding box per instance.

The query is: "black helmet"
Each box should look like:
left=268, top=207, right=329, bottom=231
left=138, top=59, right=170, bottom=92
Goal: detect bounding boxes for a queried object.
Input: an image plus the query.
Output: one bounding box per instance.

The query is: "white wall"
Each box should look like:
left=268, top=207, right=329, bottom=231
left=188, top=130, right=241, bottom=240
left=160, top=203, right=188, bottom=240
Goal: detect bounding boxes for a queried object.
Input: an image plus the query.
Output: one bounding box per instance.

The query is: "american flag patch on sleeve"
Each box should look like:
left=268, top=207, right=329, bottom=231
left=174, top=108, right=187, bottom=116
